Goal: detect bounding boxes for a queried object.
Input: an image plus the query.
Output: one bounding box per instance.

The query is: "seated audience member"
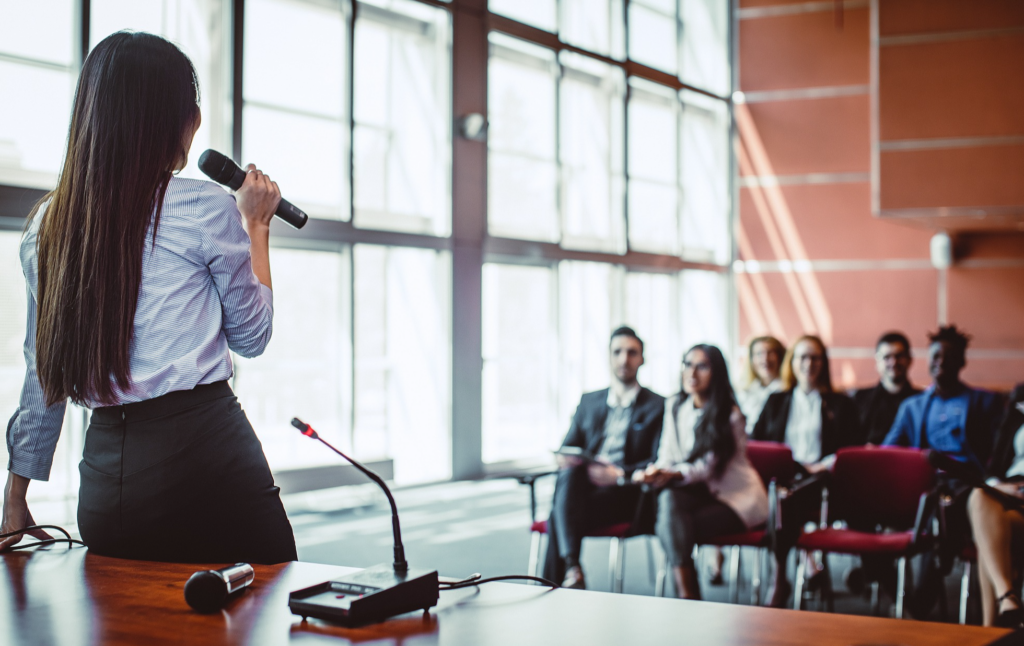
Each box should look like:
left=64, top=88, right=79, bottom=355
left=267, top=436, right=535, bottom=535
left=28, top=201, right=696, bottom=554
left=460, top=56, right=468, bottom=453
left=853, top=331, right=921, bottom=445
left=883, top=325, right=1004, bottom=618
left=635, top=345, right=767, bottom=600
left=752, top=335, right=862, bottom=473
left=737, top=336, right=786, bottom=435
left=543, top=327, right=665, bottom=589
left=752, top=334, right=862, bottom=606
left=967, top=383, right=1024, bottom=628
left=883, top=325, right=1002, bottom=473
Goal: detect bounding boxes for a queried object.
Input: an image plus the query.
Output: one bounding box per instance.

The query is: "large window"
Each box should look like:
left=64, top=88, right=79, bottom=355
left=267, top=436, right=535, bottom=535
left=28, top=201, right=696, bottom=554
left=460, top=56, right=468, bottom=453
left=481, top=261, right=730, bottom=466
left=353, top=0, right=451, bottom=236
left=0, top=1, right=76, bottom=189
left=243, top=0, right=350, bottom=220
left=0, top=0, right=733, bottom=489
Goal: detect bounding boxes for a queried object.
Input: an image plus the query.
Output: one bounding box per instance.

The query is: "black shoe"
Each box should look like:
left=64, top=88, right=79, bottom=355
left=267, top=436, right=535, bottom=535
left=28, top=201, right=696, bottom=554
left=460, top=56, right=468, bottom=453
left=844, top=566, right=865, bottom=595
left=995, top=593, right=1024, bottom=629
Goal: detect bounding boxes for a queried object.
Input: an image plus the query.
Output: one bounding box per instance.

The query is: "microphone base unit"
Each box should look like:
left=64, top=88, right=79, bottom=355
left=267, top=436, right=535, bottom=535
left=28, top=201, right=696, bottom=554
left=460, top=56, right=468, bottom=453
left=288, top=563, right=439, bottom=627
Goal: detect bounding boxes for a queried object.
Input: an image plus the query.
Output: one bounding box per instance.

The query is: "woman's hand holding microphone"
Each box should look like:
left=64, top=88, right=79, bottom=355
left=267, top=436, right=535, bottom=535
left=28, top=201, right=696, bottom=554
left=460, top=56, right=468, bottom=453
left=234, top=164, right=280, bottom=291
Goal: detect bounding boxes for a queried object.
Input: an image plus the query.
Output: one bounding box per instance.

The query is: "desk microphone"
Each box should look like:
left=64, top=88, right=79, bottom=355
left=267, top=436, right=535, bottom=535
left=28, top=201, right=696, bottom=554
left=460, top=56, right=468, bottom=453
left=184, top=563, right=255, bottom=613
left=286, top=418, right=439, bottom=626
left=197, top=149, right=309, bottom=229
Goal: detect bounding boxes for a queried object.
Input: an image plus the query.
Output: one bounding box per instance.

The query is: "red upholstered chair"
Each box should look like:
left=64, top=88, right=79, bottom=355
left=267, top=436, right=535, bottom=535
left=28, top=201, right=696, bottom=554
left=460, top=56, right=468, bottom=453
left=793, top=446, right=937, bottom=618
left=656, top=441, right=799, bottom=603
left=519, top=472, right=656, bottom=594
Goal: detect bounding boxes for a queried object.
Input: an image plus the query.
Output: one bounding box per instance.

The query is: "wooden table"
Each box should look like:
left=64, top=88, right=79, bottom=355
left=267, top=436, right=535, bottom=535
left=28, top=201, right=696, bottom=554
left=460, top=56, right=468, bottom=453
left=0, top=546, right=1012, bottom=646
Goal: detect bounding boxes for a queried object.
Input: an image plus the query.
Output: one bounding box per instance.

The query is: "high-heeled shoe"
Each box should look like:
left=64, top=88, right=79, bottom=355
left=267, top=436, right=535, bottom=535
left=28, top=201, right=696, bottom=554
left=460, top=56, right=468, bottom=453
left=994, top=591, right=1024, bottom=629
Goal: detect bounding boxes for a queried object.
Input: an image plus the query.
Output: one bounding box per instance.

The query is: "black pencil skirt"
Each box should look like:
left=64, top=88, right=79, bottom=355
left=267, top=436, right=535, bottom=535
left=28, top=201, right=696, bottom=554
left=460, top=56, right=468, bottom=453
left=78, top=381, right=297, bottom=565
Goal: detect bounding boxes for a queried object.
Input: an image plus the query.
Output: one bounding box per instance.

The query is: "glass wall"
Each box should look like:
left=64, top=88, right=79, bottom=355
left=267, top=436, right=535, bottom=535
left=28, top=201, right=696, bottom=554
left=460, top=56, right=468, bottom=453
left=0, top=0, right=732, bottom=492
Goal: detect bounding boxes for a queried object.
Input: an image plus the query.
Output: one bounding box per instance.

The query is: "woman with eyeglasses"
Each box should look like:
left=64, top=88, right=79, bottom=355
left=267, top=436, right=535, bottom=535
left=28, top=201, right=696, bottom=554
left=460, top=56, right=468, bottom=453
left=1, top=32, right=295, bottom=564
left=635, top=344, right=768, bottom=600
left=752, top=334, right=862, bottom=606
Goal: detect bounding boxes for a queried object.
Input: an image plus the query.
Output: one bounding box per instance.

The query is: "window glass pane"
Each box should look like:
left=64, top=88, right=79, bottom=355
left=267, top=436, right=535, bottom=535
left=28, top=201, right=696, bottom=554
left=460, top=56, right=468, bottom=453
left=680, top=0, right=730, bottom=97
left=92, top=0, right=231, bottom=182
left=680, top=90, right=730, bottom=264
left=624, top=271, right=682, bottom=397
left=243, top=105, right=347, bottom=218
left=487, top=34, right=558, bottom=242
left=560, top=0, right=624, bottom=60
left=0, top=62, right=74, bottom=188
left=0, top=0, right=75, bottom=65
left=488, top=0, right=556, bottom=33
left=243, top=0, right=350, bottom=220
left=559, top=51, right=626, bottom=253
left=354, top=245, right=451, bottom=485
left=353, top=0, right=451, bottom=236
left=233, top=248, right=352, bottom=471
left=482, top=264, right=557, bottom=464
left=628, top=1, right=677, bottom=74
left=0, top=232, right=86, bottom=517
left=679, top=269, right=730, bottom=355
left=557, top=261, right=620, bottom=422
left=628, top=80, right=678, bottom=254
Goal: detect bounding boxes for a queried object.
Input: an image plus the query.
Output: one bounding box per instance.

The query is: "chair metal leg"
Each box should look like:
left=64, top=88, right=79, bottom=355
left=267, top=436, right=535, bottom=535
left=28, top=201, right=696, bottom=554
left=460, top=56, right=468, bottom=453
left=896, top=556, right=907, bottom=619
left=751, top=548, right=762, bottom=606
left=822, top=554, right=835, bottom=613
left=646, top=536, right=657, bottom=585
left=728, top=546, right=742, bottom=604
left=528, top=532, right=543, bottom=580
left=870, top=581, right=881, bottom=616
left=615, top=538, right=627, bottom=593
left=794, top=550, right=806, bottom=611
left=960, top=560, right=971, bottom=625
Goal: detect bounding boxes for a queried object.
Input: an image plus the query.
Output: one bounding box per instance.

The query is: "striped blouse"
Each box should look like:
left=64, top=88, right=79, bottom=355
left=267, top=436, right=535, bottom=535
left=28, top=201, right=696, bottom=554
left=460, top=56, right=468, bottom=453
left=8, top=177, right=274, bottom=481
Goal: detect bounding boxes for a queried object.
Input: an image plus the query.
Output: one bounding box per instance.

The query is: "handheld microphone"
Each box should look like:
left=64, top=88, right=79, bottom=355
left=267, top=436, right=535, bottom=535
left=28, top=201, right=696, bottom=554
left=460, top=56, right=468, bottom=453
left=184, top=563, right=255, bottom=613
left=197, top=149, right=309, bottom=229
left=286, top=418, right=439, bottom=626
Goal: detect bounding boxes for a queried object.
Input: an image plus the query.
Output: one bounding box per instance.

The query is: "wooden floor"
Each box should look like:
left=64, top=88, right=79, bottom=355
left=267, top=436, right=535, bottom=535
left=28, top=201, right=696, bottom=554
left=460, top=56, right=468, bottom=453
left=0, top=547, right=1013, bottom=646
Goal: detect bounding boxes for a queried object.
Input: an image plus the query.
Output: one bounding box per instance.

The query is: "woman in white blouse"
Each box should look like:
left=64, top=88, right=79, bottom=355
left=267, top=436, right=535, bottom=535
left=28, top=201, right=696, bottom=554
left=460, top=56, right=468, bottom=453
left=635, top=344, right=768, bottom=600
left=737, top=336, right=785, bottom=435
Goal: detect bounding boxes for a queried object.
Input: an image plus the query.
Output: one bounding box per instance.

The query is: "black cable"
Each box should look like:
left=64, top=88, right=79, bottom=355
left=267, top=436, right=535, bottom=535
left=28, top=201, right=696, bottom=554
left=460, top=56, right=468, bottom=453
left=440, top=573, right=482, bottom=586
left=440, top=574, right=559, bottom=590
left=0, top=524, right=84, bottom=550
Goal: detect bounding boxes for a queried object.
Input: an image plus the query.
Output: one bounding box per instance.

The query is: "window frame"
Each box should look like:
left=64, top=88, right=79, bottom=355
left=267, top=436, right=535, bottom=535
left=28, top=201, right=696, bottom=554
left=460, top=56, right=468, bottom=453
left=0, top=0, right=737, bottom=486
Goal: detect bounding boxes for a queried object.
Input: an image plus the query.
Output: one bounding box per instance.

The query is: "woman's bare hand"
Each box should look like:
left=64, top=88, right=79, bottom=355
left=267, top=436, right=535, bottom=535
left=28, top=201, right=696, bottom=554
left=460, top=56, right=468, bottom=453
left=1, top=473, right=51, bottom=551
left=235, top=164, right=281, bottom=232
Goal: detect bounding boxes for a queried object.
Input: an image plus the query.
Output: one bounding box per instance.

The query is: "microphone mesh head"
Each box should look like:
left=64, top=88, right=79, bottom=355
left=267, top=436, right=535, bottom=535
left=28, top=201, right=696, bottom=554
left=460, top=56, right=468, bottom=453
left=197, top=149, right=234, bottom=185
left=184, top=571, right=229, bottom=613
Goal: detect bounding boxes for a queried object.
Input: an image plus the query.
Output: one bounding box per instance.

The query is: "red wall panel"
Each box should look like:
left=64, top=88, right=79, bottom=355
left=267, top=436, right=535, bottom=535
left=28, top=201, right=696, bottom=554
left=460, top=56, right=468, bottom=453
left=879, top=35, right=1024, bottom=140
left=880, top=145, right=1024, bottom=209
left=947, top=266, right=1024, bottom=348
left=739, top=8, right=869, bottom=91
left=740, top=97, right=871, bottom=176
left=879, top=0, right=1024, bottom=36
left=739, top=182, right=932, bottom=261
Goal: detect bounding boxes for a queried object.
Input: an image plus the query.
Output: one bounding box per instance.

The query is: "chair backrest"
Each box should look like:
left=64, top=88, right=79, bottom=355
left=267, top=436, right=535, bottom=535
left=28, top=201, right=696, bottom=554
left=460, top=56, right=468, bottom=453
left=746, top=440, right=797, bottom=487
left=829, top=446, right=936, bottom=531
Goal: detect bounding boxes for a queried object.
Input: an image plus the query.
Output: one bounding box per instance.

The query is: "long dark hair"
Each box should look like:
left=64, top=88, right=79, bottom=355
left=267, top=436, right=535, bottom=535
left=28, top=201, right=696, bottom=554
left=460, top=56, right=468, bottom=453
left=33, top=32, right=200, bottom=405
left=672, top=344, right=738, bottom=478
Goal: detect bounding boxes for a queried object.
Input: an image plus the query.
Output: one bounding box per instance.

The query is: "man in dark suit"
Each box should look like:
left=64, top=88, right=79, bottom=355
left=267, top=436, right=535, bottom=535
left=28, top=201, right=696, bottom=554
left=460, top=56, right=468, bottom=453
left=543, top=326, right=664, bottom=589
left=853, top=331, right=922, bottom=445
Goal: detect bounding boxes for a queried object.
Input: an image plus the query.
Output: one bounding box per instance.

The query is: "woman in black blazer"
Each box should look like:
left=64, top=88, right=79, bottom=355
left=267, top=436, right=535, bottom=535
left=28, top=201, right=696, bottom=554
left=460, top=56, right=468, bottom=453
left=967, top=383, right=1024, bottom=627
left=752, top=335, right=863, bottom=471
left=751, top=335, right=863, bottom=606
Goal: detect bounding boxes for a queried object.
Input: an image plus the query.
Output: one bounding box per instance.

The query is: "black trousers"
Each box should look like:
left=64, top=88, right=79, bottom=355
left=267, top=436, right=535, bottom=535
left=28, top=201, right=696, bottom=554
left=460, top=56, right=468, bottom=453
left=656, top=484, right=745, bottom=568
left=78, top=381, right=297, bottom=565
left=542, top=464, right=643, bottom=582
